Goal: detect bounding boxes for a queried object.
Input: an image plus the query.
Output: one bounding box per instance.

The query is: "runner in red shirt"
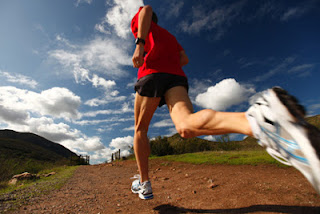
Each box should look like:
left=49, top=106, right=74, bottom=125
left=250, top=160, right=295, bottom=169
left=130, top=5, right=252, bottom=200
left=131, top=7, right=186, bottom=79
left=130, top=5, right=320, bottom=200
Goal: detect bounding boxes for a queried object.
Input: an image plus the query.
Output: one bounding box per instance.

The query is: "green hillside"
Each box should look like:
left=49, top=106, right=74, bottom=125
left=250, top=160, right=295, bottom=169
left=0, top=130, right=77, bottom=160
left=0, top=129, right=82, bottom=183
left=150, top=133, right=262, bottom=157
left=306, top=114, right=320, bottom=129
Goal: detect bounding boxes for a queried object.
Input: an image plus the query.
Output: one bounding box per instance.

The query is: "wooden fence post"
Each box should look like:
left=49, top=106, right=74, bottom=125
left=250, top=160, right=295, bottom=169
left=110, top=149, right=121, bottom=162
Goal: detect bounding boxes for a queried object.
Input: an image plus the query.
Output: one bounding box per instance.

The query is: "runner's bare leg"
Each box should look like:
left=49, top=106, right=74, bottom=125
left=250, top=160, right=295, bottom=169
left=165, top=86, right=253, bottom=138
left=134, top=93, right=161, bottom=182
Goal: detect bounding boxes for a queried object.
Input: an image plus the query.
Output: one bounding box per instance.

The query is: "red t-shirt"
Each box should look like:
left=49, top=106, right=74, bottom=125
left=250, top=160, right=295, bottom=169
left=131, top=7, right=186, bottom=79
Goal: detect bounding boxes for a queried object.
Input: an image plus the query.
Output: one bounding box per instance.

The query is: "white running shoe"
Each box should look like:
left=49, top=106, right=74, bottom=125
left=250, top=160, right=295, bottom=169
left=246, top=87, right=320, bottom=195
left=131, top=175, right=154, bottom=200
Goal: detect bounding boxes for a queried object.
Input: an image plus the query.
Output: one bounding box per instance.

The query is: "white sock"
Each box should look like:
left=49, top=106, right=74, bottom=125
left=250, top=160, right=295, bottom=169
left=245, top=112, right=261, bottom=139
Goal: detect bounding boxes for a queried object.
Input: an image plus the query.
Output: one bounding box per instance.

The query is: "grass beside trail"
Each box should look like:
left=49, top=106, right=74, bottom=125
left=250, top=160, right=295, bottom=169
left=151, top=150, right=288, bottom=167
left=0, top=165, right=79, bottom=212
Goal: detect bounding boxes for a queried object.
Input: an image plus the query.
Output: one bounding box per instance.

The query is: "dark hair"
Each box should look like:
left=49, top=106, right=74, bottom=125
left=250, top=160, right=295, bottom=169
left=152, top=12, right=158, bottom=24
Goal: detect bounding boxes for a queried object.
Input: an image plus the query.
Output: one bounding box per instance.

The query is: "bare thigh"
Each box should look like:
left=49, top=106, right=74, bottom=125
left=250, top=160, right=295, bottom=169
left=165, top=86, right=194, bottom=127
left=165, top=86, right=252, bottom=137
left=134, top=93, right=161, bottom=131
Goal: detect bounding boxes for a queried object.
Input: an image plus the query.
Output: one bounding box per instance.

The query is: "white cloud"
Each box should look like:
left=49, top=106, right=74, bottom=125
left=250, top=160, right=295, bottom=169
left=195, top=78, right=255, bottom=111
left=180, top=1, right=316, bottom=40
left=109, top=135, right=133, bottom=157
left=253, top=57, right=314, bottom=82
left=189, top=78, right=213, bottom=102
left=0, top=104, right=29, bottom=125
left=281, top=5, right=310, bottom=22
left=0, top=86, right=81, bottom=120
left=203, top=133, right=242, bottom=142
left=75, top=0, right=93, bottom=7
left=250, top=1, right=315, bottom=22
left=90, top=147, right=114, bottom=163
left=203, top=135, right=215, bottom=141
left=309, top=103, right=320, bottom=115
left=83, top=37, right=132, bottom=73
left=2, top=114, right=107, bottom=156
left=96, top=0, right=143, bottom=38
left=84, top=94, right=126, bottom=107
left=61, top=136, right=105, bottom=153
left=288, top=64, right=314, bottom=77
left=39, top=88, right=82, bottom=119
left=0, top=86, right=110, bottom=158
left=94, top=23, right=111, bottom=35
left=58, top=134, right=135, bottom=164
left=123, top=125, right=134, bottom=131
left=55, top=35, right=77, bottom=49
left=83, top=109, right=113, bottom=117
left=281, top=7, right=300, bottom=21
left=249, top=2, right=280, bottom=21
left=0, top=86, right=105, bottom=157
left=110, top=135, right=133, bottom=149
left=49, top=1, right=143, bottom=109
left=0, top=71, right=38, bottom=88
left=165, top=127, right=178, bottom=137
left=180, top=1, right=246, bottom=40
left=74, top=117, right=134, bottom=126
left=91, top=74, right=116, bottom=90
left=165, top=1, right=184, bottom=19
left=126, top=78, right=137, bottom=88
left=253, top=57, right=295, bottom=82
left=49, top=36, right=132, bottom=80
left=22, top=117, right=80, bottom=142
left=83, top=102, right=133, bottom=117
left=152, top=119, right=174, bottom=128
left=49, top=36, right=132, bottom=108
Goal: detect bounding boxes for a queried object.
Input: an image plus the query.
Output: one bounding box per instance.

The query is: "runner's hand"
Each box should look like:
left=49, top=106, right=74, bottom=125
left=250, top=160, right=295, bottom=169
left=132, top=44, right=145, bottom=68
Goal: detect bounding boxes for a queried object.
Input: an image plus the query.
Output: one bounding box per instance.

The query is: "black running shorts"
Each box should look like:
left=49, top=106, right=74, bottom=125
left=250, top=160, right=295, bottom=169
left=134, top=73, right=189, bottom=107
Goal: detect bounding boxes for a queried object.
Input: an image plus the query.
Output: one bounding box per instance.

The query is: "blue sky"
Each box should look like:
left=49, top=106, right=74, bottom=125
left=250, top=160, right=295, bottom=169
left=0, top=0, right=319, bottom=164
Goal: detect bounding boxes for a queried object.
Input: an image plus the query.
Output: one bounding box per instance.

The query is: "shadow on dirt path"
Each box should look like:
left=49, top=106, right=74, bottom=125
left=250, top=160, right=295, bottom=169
left=154, top=204, right=320, bottom=214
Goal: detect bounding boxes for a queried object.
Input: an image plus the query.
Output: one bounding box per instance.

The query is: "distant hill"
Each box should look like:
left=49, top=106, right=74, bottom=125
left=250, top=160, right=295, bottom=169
left=0, top=129, right=81, bottom=183
left=167, top=133, right=262, bottom=152
left=0, top=129, right=77, bottom=160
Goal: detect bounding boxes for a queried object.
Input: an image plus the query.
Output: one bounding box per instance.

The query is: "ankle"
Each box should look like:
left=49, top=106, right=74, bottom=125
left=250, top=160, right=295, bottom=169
left=140, top=178, right=149, bottom=183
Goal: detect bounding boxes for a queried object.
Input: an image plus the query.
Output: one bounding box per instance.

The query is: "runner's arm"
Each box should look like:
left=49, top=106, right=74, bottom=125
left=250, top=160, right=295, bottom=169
left=132, top=5, right=153, bottom=68
left=180, top=51, right=189, bottom=67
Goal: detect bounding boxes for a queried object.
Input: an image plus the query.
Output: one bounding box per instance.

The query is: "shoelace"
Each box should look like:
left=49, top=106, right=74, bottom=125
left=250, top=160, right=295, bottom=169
left=261, top=125, right=309, bottom=165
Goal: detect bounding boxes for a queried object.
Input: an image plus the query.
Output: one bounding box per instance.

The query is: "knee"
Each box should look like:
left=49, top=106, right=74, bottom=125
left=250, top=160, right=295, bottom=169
left=134, top=123, right=149, bottom=136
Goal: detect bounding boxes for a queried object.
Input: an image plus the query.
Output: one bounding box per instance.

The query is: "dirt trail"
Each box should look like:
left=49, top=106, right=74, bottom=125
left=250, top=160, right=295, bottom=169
left=14, top=159, right=320, bottom=213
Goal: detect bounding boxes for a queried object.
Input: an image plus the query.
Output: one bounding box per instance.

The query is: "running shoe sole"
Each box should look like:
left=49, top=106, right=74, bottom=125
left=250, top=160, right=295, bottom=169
left=131, top=188, right=154, bottom=200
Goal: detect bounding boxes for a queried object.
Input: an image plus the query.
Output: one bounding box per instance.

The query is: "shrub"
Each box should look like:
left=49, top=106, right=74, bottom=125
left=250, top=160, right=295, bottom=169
left=150, top=136, right=173, bottom=156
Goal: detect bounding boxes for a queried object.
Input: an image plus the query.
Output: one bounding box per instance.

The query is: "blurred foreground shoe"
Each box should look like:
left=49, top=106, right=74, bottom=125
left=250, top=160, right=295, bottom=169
left=246, top=87, right=320, bottom=195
